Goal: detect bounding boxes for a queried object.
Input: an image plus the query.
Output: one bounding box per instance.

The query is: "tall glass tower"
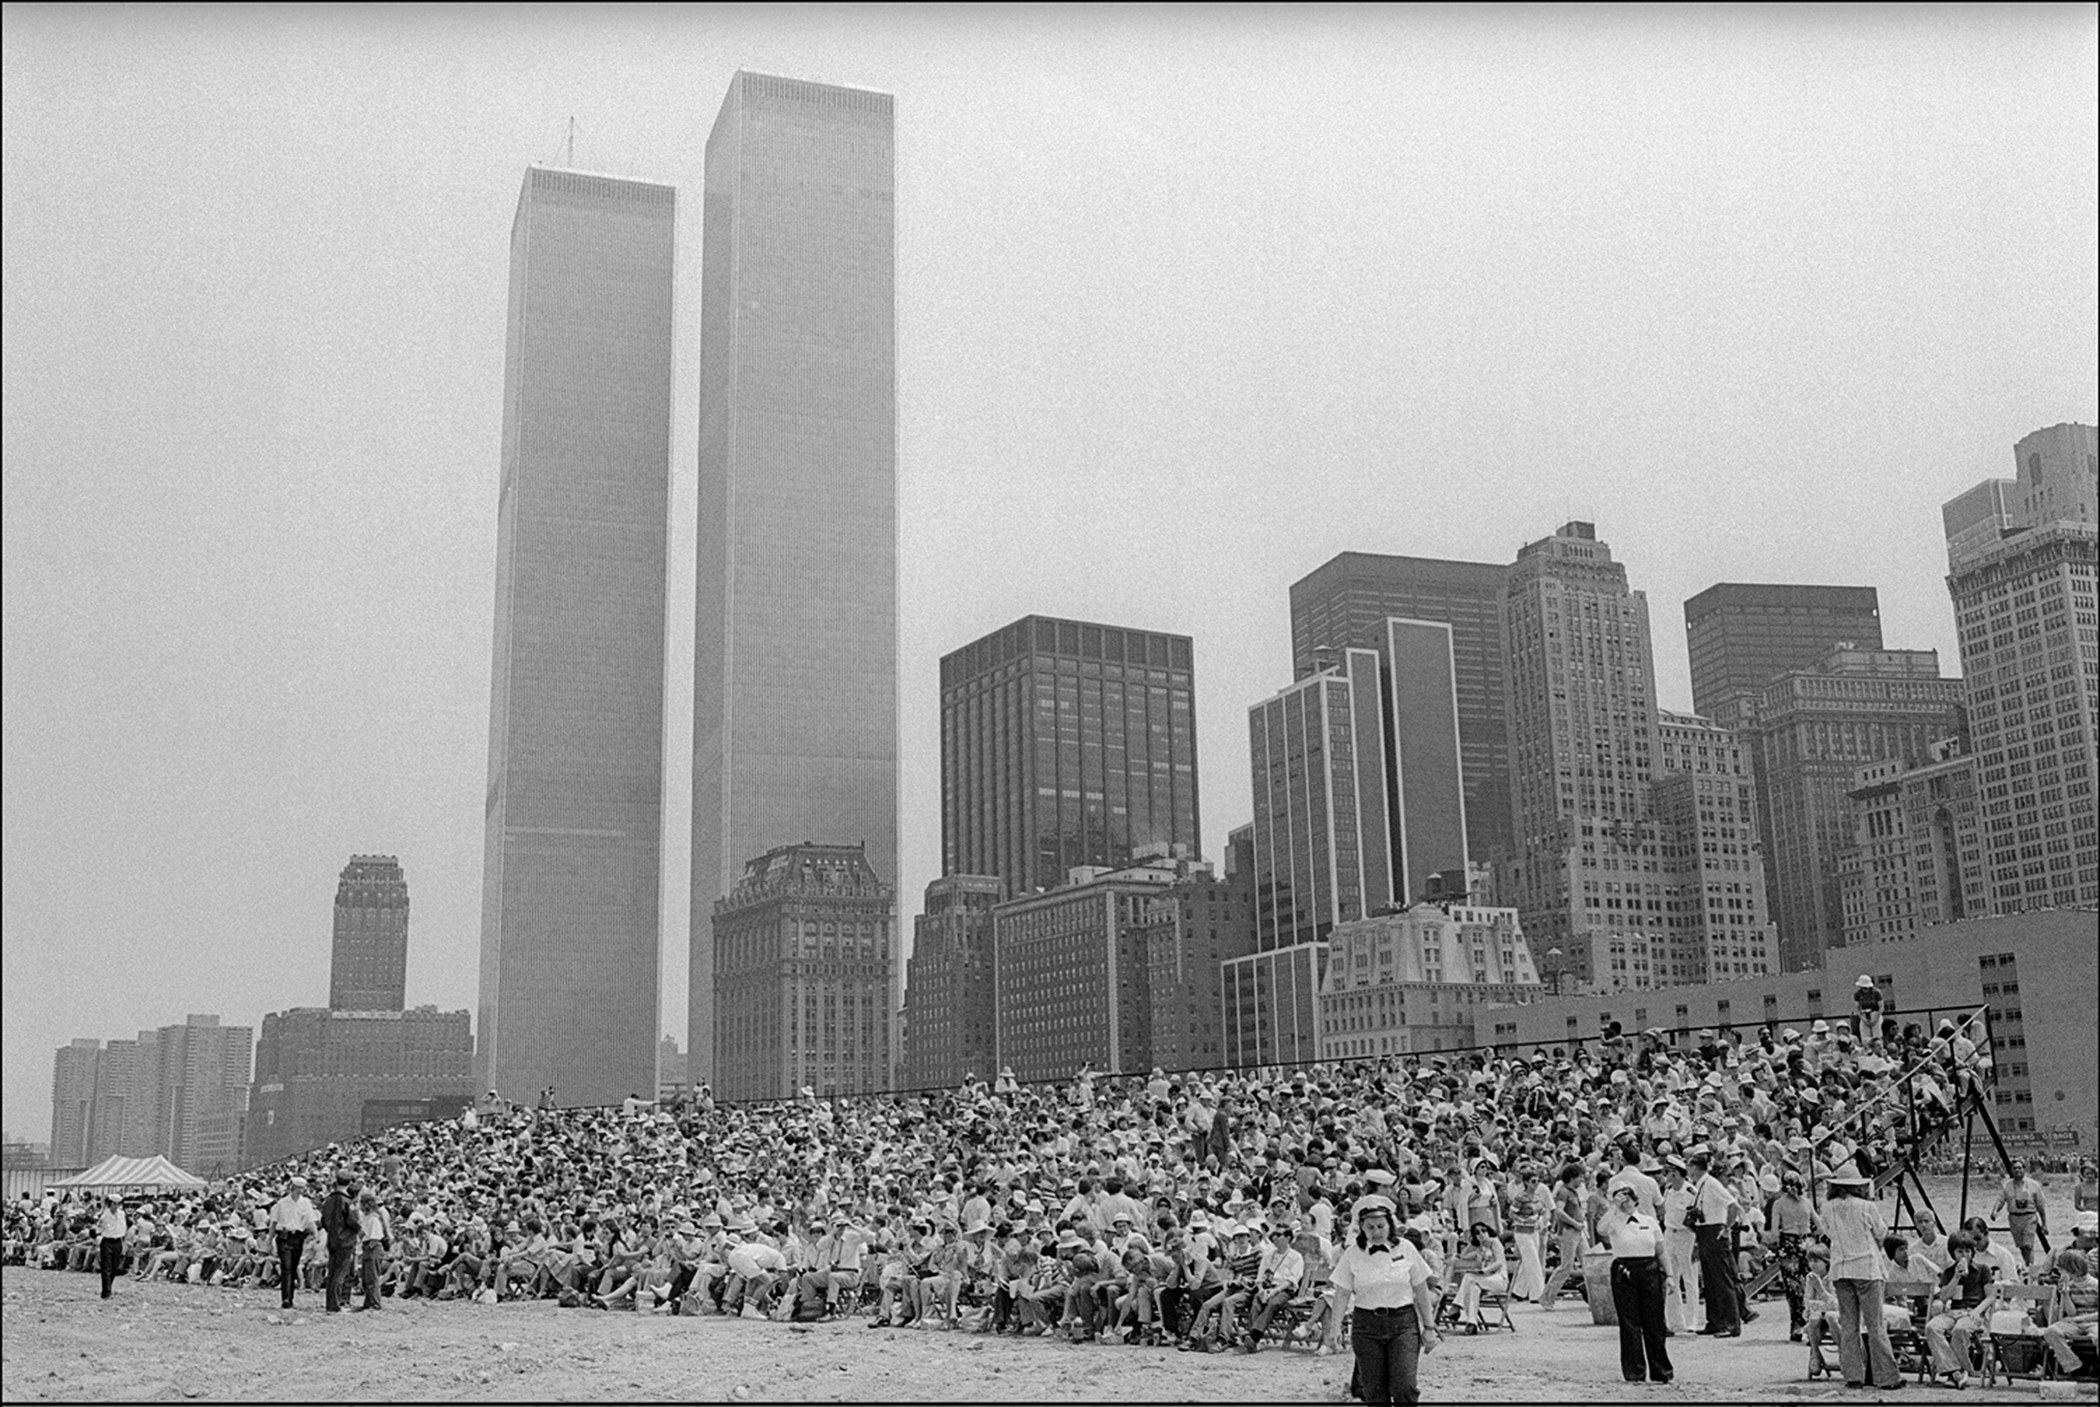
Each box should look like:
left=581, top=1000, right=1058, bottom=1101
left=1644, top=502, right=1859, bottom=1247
left=478, top=167, right=675, bottom=1108
left=692, top=74, right=899, bottom=1082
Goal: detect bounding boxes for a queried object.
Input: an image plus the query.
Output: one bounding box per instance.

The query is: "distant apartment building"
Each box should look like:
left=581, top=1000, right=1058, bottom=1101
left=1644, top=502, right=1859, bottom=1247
left=53, top=1015, right=252, bottom=1174
left=1289, top=552, right=1513, bottom=864
left=1734, top=648, right=1967, bottom=971
left=902, top=874, right=1002, bottom=1090
left=1127, top=859, right=1254, bottom=1073
left=713, top=843, right=896, bottom=1101
left=940, top=615, right=1200, bottom=899
left=330, top=855, right=409, bottom=1012
left=991, top=852, right=1239, bottom=1082
left=1683, top=583, right=1884, bottom=722
left=1942, top=423, right=2100, bottom=915
left=49, top=1039, right=99, bottom=1168
left=1319, top=902, right=1542, bottom=1059
left=1836, top=739, right=1992, bottom=946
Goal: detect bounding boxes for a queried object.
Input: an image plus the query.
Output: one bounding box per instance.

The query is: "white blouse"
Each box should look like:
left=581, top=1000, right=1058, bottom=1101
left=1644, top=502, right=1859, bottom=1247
left=1329, top=1240, right=1431, bottom=1310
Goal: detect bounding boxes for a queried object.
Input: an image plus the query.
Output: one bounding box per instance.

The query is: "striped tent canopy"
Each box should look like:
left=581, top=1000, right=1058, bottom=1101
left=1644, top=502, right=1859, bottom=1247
left=49, top=1154, right=206, bottom=1191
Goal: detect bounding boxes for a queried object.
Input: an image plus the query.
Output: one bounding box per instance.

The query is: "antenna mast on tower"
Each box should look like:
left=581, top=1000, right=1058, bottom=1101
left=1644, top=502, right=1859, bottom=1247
left=565, top=117, right=578, bottom=168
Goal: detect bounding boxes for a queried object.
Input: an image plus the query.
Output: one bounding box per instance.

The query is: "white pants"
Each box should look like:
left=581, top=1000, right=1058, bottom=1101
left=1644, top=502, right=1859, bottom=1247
left=1665, top=1229, right=1700, bottom=1331
left=1511, top=1233, right=1545, bottom=1300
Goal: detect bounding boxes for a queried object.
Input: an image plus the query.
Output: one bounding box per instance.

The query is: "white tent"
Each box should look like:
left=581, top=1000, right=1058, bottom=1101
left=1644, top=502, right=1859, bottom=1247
left=49, top=1154, right=207, bottom=1191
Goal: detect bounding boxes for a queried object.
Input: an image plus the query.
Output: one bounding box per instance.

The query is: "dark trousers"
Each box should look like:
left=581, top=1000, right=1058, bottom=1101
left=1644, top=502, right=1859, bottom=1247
left=1158, top=1286, right=1187, bottom=1337
left=1351, top=1305, right=1422, bottom=1406
left=98, top=1237, right=124, bottom=1298
left=325, top=1240, right=357, bottom=1311
left=1695, top=1228, right=1741, bottom=1332
left=1610, top=1257, right=1674, bottom=1383
left=275, top=1232, right=306, bottom=1308
left=359, top=1241, right=383, bottom=1308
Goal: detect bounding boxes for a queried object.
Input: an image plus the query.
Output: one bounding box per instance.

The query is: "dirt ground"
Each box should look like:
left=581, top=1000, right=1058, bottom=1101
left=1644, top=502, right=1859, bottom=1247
left=2, top=1265, right=2085, bottom=1405
left=7, top=1176, right=2090, bottom=1403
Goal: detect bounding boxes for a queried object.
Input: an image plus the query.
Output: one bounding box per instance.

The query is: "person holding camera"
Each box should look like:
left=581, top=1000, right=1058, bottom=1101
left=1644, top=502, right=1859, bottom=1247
left=1685, top=1150, right=1743, bottom=1336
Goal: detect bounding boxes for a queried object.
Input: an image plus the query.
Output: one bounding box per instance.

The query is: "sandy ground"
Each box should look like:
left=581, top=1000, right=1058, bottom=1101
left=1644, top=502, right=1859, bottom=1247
left=4, top=1265, right=2090, bottom=1405
left=7, top=1177, right=2089, bottom=1402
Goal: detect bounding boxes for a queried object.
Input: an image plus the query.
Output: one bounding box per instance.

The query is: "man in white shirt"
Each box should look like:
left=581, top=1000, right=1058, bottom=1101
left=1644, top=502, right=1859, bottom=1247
left=267, top=1176, right=319, bottom=1311
left=1687, top=1151, right=1744, bottom=1335
left=96, top=1195, right=128, bottom=1300
left=1607, top=1144, right=1663, bottom=1222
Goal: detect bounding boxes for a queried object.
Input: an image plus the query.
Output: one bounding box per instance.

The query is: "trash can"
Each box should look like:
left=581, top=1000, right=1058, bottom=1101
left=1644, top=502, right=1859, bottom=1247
left=1584, top=1254, right=1618, bottom=1327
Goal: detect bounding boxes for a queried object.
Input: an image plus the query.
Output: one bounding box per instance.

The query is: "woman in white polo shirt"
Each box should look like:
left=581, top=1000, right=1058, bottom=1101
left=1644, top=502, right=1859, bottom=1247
left=1322, top=1194, right=1440, bottom=1405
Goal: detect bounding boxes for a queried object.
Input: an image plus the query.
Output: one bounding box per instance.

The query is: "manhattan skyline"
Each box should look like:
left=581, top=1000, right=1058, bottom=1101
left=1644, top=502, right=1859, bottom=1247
left=4, top=8, right=2096, bottom=1138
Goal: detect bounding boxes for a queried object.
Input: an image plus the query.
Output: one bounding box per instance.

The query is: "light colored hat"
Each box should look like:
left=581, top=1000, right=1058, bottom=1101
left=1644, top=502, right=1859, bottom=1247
left=1352, top=1195, right=1398, bottom=1225
left=1812, top=1020, right=1830, bottom=1033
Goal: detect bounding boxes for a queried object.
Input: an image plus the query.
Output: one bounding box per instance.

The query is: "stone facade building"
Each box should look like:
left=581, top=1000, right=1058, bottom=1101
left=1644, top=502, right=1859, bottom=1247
left=712, top=843, right=895, bottom=1101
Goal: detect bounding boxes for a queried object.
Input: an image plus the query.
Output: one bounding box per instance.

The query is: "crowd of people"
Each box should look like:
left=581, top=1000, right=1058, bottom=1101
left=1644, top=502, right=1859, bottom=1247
left=7, top=996, right=2096, bottom=1402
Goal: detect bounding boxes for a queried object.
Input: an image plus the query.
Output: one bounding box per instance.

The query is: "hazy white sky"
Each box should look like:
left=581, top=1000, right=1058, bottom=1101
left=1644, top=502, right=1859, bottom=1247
left=5, top=4, right=2095, bottom=1142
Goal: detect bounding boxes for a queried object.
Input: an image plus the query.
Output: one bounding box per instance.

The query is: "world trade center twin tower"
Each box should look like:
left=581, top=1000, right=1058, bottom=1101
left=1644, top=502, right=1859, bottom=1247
left=478, top=72, right=897, bottom=1105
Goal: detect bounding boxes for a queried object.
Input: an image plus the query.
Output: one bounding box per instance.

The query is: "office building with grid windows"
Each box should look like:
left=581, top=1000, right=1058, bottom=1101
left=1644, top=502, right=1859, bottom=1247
left=1734, top=649, right=1967, bottom=970
left=1942, top=423, right=2099, bottom=916
left=1683, top=583, right=1884, bottom=723
left=940, top=615, right=1199, bottom=899
left=1289, top=553, right=1513, bottom=864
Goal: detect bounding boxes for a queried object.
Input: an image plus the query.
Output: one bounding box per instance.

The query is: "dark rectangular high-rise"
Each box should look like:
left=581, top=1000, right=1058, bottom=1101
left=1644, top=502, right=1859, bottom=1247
left=1289, top=553, right=1512, bottom=864
left=940, top=615, right=1200, bottom=898
left=478, top=166, right=674, bottom=1108
left=330, top=855, right=408, bottom=1012
left=692, top=73, right=898, bottom=1084
left=1683, top=583, right=1884, bottom=721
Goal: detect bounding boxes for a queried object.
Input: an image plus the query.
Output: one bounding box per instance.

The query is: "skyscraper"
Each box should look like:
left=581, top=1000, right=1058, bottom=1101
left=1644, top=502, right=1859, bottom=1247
left=49, top=1039, right=98, bottom=1168
left=692, top=73, right=898, bottom=1083
left=711, top=842, right=895, bottom=1100
left=1289, top=552, right=1512, bottom=864
left=330, top=855, right=408, bottom=1012
left=1943, top=422, right=2100, bottom=915
left=940, top=615, right=1200, bottom=898
left=478, top=166, right=675, bottom=1107
left=1837, top=738, right=1992, bottom=946
left=1247, top=647, right=1392, bottom=949
left=1683, top=583, right=1884, bottom=722
left=1733, top=648, right=1966, bottom=970
left=1500, top=522, right=1775, bottom=990
left=901, top=874, right=1002, bottom=1091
